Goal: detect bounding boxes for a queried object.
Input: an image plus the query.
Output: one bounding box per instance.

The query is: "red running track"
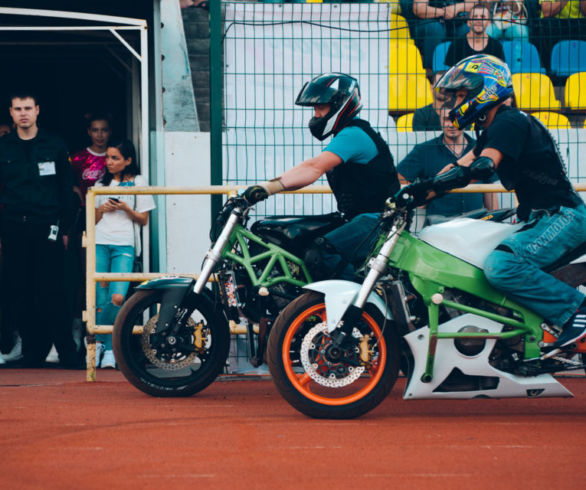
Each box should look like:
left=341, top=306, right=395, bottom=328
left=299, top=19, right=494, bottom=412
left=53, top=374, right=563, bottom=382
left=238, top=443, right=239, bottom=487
left=0, top=369, right=585, bottom=489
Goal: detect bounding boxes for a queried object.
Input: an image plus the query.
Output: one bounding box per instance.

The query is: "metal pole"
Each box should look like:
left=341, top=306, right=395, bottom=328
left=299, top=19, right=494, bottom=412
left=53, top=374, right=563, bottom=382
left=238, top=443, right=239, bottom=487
left=209, top=0, right=224, bottom=221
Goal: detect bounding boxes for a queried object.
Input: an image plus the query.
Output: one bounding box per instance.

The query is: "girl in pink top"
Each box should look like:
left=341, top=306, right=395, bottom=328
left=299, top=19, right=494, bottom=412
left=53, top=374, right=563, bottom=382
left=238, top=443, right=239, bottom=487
left=71, top=114, right=112, bottom=206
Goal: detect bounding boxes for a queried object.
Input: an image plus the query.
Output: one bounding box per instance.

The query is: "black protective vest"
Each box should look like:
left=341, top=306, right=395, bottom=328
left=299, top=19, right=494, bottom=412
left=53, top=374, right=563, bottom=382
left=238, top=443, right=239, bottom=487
left=326, top=119, right=399, bottom=219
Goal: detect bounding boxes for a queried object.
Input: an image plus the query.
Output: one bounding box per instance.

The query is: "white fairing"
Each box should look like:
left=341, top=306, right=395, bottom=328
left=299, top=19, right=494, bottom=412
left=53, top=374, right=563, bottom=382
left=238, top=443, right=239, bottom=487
left=403, top=314, right=573, bottom=400
left=304, top=280, right=392, bottom=333
left=418, top=218, right=524, bottom=269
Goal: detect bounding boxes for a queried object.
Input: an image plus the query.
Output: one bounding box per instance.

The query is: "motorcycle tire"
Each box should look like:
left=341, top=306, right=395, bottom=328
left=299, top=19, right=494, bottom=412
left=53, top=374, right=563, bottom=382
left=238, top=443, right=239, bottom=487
left=113, top=289, right=230, bottom=397
left=267, top=291, right=400, bottom=419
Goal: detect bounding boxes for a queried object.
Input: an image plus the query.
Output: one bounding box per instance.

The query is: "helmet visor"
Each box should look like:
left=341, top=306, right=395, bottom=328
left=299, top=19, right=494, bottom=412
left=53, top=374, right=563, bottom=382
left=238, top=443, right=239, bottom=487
left=435, top=66, right=484, bottom=95
left=295, top=81, right=341, bottom=106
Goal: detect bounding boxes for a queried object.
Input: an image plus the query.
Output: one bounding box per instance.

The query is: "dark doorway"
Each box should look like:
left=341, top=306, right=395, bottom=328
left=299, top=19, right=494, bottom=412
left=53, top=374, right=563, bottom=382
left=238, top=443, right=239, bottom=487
left=0, top=2, right=152, bottom=153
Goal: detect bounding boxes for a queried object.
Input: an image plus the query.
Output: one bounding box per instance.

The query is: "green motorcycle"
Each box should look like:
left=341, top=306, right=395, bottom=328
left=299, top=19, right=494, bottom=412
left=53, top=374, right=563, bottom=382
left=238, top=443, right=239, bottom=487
left=267, top=199, right=586, bottom=418
left=112, top=197, right=344, bottom=396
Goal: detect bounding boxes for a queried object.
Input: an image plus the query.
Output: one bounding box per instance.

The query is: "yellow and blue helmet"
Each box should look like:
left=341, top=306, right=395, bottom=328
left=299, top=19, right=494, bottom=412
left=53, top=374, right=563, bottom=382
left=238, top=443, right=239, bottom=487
left=435, top=54, right=513, bottom=129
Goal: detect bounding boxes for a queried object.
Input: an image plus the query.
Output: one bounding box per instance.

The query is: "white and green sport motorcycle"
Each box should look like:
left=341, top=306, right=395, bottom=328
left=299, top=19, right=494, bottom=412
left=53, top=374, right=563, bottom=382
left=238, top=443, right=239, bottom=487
left=267, top=198, right=586, bottom=418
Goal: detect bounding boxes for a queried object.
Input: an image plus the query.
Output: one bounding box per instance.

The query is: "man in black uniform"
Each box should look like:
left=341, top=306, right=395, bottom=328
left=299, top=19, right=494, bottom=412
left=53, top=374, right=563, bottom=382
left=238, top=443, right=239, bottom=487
left=399, top=54, right=586, bottom=352
left=0, top=92, right=78, bottom=367
left=242, top=73, right=399, bottom=279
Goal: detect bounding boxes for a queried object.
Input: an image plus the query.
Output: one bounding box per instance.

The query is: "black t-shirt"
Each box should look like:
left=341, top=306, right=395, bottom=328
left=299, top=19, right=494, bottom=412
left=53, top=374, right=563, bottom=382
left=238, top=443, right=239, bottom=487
left=474, top=106, right=581, bottom=211
left=444, top=36, right=505, bottom=67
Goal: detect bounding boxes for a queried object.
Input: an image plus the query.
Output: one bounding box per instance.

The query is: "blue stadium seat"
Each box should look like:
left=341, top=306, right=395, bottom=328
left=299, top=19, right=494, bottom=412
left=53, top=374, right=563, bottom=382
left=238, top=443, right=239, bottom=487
left=550, top=40, right=586, bottom=78
left=432, top=41, right=451, bottom=73
left=501, top=41, right=545, bottom=74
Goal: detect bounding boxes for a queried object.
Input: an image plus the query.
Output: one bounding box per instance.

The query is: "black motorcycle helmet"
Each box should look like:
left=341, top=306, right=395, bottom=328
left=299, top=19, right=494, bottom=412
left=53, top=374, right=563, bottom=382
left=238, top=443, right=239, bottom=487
left=295, top=73, right=363, bottom=141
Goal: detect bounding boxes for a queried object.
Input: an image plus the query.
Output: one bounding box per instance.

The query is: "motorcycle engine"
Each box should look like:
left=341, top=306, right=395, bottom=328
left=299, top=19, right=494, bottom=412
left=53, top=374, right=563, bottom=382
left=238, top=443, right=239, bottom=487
left=454, top=326, right=489, bottom=356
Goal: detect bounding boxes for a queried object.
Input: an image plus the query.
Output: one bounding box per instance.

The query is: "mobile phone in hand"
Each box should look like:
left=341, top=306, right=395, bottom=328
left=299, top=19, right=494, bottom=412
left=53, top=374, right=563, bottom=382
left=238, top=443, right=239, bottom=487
left=109, top=197, right=120, bottom=203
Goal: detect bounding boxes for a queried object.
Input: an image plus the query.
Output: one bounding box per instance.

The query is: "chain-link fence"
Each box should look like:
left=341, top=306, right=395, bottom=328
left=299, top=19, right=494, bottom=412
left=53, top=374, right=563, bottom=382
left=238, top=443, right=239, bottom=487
left=219, top=1, right=586, bottom=219
left=212, top=0, right=586, bottom=372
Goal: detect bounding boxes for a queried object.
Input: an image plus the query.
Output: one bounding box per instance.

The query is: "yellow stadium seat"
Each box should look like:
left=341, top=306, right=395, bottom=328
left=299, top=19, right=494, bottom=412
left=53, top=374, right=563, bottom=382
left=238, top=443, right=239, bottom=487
left=531, top=111, right=571, bottom=129
left=389, top=41, right=425, bottom=75
left=565, top=72, right=586, bottom=111
left=396, top=113, right=414, bottom=131
left=389, top=14, right=412, bottom=44
left=512, top=73, right=560, bottom=111
left=389, top=74, right=433, bottom=112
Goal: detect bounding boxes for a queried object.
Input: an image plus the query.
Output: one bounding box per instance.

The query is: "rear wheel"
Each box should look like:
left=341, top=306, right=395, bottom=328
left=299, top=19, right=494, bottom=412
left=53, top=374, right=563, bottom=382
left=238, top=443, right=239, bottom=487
left=267, top=292, right=399, bottom=418
left=113, top=289, right=230, bottom=397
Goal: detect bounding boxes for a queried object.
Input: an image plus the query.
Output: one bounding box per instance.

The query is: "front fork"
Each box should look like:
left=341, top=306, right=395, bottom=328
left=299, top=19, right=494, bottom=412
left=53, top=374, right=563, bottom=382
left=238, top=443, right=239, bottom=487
left=194, top=210, right=241, bottom=295
left=332, top=218, right=406, bottom=347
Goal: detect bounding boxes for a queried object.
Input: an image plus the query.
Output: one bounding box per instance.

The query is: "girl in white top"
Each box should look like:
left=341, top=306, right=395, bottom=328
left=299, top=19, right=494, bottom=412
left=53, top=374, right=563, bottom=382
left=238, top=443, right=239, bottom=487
left=94, top=139, right=155, bottom=368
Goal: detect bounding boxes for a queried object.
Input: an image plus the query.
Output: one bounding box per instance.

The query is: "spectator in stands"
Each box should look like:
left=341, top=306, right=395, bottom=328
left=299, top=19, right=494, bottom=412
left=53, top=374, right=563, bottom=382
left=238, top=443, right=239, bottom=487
left=410, top=0, right=473, bottom=69
left=412, top=72, right=445, bottom=130
left=0, top=91, right=80, bottom=368
left=533, top=0, right=586, bottom=71
left=486, top=0, right=530, bottom=43
left=241, top=73, right=400, bottom=280
left=94, top=138, right=155, bottom=368
left=398, top=101, right=498, bottom=223
left=445, top=3, right=506, bottom=67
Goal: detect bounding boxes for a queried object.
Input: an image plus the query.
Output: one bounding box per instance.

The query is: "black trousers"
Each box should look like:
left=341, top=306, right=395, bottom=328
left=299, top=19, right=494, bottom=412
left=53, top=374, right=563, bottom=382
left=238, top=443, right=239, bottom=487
left=0, top=219, right=77, bottom=366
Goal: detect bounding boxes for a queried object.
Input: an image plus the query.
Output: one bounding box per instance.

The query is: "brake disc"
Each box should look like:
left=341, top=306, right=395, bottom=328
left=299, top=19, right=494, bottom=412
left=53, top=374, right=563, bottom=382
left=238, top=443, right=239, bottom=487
left=299, top=323, right=365, bottom=388
left=141, top=314, right=201, bottom=370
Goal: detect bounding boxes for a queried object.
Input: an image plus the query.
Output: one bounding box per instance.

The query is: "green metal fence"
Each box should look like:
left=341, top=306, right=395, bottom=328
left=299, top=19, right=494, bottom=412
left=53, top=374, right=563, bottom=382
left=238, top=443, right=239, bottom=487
left=210, top=1, right=586, bottom=221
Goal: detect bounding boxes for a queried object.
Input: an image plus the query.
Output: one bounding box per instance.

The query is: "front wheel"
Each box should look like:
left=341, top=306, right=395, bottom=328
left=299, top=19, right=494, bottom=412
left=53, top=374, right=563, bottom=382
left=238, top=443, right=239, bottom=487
left=267, top=292, right=399, bottom=418
left=112, top=289, right=230, bottom=397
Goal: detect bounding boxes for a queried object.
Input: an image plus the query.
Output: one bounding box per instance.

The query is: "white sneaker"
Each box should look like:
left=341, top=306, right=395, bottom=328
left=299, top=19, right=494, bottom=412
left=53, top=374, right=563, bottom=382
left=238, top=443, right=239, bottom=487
left=95, top=342, right=105, bottom=368
left=45, top=345, right=59, bottom=363
left=3, top=335, right=23, bottom=362
left=0, top=353, right=6, bottom=365
left=101, top=349, right=116, bottom=369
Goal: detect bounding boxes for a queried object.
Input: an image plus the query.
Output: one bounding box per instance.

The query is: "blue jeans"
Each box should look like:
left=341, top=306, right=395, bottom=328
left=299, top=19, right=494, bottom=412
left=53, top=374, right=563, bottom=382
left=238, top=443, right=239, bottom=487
left=322, top=213, right=380, bottom=280
left=96, top=244, right=134, bottom=349
left=484, top=205, right=586, bottom=327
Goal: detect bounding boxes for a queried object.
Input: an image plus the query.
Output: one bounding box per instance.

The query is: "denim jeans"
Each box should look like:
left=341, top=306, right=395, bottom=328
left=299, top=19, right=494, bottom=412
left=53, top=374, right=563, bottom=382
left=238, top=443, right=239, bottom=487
left=322, top=213, right=380, bottom=280
left=95, top=244, right=134, bottom=349
left=484, top=204, right=586, bottom=327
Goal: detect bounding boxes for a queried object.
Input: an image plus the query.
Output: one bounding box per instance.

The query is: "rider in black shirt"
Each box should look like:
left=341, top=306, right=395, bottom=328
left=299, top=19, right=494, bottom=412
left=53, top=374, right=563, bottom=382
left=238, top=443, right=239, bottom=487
left=400, top=54, right=586, bottom=352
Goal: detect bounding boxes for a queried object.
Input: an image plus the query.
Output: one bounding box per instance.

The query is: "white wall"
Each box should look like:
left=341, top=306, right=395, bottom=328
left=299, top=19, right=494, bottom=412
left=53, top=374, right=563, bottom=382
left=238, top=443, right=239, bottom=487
left=164, top=131, right=211, bottom=274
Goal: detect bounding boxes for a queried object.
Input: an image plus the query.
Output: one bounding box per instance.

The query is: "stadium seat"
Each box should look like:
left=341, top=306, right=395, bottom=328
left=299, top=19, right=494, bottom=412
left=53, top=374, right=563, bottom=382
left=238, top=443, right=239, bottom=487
left=432, top=41, right=452, bottom=73
left=389, top=41, right=425, bottom=75
left=388, top=74, right=433, bottom=112
left=550, top=40, right=586, bottom=78
left=389, top=14, right=413, bottom=44
left=512, top=73, right=560, bottom=111
left=501, top=41, right=545, bottom=74
left=396, top=112, right=414, bottom=131
left=531, top=111, right=571, bottom=129
left=565, top=72, right=586, bottom=110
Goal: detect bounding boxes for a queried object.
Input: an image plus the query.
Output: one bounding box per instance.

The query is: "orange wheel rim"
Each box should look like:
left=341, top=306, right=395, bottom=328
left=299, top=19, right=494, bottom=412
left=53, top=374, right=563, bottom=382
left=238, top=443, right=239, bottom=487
left=282, top=303, right=387, bottom=406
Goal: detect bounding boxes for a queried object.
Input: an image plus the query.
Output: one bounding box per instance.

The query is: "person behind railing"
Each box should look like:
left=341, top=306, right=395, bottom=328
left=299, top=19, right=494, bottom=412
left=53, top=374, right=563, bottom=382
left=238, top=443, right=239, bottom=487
left=93, top=138, right=155, bottom=368
left=412, top=72, right=445, bottom=130
left=398, top=97, right=498, bottom=225
left=444, top=3, right=506, bottom=66
left=532, top=0, right=586, bottom=71
left=486, top=0, right=530, bottom=44
left=409, top=0, right=475, bottom=70
left=240, top=73, right=400, bottom=281
left=64, top=113, right=113, bottom=358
